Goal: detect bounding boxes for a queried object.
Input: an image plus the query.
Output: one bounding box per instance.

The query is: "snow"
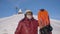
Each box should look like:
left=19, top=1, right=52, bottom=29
left=18, top=9, right=22, bottom=13
left=0, top=14, right=60, bottom=34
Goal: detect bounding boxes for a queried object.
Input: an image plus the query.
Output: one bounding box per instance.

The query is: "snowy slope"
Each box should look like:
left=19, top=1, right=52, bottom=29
left=0, top=14, right=60, bottom=34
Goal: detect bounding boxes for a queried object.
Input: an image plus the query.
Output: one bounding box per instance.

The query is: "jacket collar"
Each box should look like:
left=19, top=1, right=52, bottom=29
left=24, top=17, right=34, bottom=21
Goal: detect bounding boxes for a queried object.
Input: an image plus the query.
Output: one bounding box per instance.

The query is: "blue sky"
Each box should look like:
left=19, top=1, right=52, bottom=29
left=0, top=0, right=60, bottom=20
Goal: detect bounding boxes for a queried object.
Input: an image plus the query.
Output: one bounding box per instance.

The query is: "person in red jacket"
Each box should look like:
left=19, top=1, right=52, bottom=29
left=15, top=10, right=38, bottom=34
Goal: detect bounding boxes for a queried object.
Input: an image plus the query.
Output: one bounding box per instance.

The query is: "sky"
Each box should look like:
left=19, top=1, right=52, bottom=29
left=0, top=0, right=60, bottom=20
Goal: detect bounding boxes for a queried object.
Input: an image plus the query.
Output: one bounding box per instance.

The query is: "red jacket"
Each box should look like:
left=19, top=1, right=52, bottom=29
left=15, top=17, right=38, bottom=34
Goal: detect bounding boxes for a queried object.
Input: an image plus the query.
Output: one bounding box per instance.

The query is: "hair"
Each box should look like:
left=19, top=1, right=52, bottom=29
left=40, top=9, right=45, bottom=11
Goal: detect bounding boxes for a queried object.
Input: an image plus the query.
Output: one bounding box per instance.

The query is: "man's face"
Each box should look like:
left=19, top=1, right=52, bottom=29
left=26, top=13, right=33, bottom=19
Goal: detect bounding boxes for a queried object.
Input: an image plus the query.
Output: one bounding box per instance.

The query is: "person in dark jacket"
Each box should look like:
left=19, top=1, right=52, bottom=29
left=15, top=10, right=38, bottom=34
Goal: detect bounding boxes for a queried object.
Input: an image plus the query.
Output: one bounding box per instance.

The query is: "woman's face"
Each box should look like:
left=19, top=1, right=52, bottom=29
left=26, top=13, right=33, bottom=19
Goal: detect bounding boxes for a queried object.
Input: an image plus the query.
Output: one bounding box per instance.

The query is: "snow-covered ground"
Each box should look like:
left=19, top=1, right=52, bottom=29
left=0, top=14, right=60, bottom=34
